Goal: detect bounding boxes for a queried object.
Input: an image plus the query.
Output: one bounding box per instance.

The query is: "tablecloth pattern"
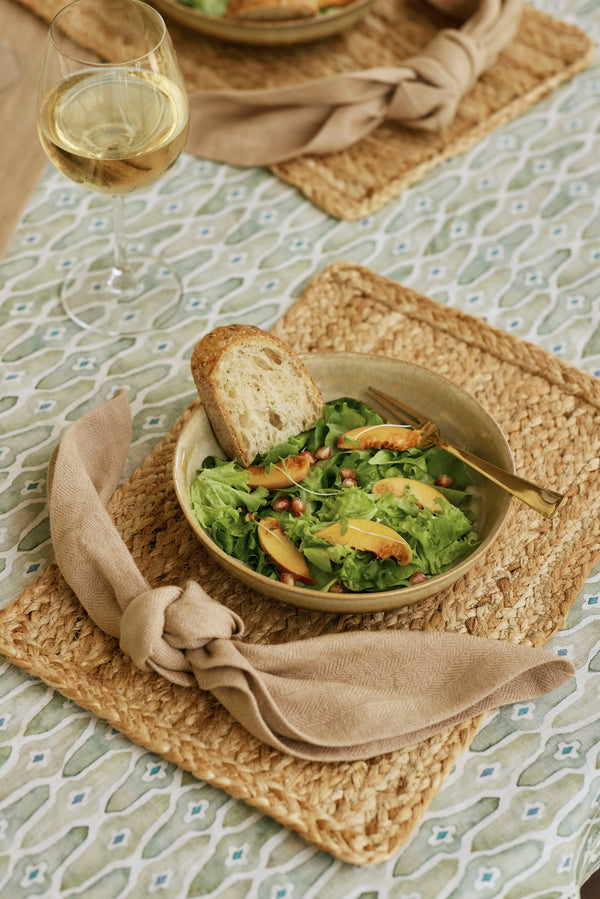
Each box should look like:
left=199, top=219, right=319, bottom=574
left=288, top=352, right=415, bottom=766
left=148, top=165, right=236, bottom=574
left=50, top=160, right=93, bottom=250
left=1, top=0, right=600, bottom=895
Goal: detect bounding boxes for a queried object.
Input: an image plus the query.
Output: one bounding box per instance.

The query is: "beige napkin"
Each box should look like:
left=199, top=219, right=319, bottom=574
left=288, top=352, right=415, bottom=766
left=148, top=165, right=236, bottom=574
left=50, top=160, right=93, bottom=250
left=187, top=0, right=522, bottom=165
left=47, top=391, right=573, bottom=761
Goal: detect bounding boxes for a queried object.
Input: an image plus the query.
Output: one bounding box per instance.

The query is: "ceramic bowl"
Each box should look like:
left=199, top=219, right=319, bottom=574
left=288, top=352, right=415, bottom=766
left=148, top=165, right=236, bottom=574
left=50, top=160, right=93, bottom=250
left=150, top=0, right=376, bottom=45
left=173, top=352, right=514, bottom=612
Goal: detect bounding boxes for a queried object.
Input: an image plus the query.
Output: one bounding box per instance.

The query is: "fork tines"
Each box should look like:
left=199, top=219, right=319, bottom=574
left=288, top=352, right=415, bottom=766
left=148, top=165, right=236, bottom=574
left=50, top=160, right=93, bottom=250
left=366, top=387, right=426, bottom=429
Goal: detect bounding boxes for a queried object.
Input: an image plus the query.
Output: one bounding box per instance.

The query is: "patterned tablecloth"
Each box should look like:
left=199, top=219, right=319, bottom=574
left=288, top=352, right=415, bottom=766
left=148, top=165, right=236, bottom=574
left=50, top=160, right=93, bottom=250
left=2, top=0, right=600, bottom=895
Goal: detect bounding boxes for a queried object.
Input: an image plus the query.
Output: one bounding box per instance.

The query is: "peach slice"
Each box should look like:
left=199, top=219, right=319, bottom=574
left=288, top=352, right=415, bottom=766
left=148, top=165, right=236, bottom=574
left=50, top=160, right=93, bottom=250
left=257, top=516, right=315, bottom=585
left=337, top=424, right=422, bottom=452
left=246, top=453, right=311, bottom=490
left=314, top=518, right=412, bottom=565
left=372, top=477, right=445, bottom=512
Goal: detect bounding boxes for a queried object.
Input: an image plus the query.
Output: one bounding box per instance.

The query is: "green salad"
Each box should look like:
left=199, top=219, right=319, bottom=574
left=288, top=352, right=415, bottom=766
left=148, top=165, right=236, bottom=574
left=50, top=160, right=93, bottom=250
left=190, top=397, right=480, bottom=593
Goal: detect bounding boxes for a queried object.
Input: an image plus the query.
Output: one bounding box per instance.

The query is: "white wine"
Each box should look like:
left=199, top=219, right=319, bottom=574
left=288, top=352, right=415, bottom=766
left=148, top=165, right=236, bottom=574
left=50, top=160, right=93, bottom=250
left=38, top=67, right=189, bottom=194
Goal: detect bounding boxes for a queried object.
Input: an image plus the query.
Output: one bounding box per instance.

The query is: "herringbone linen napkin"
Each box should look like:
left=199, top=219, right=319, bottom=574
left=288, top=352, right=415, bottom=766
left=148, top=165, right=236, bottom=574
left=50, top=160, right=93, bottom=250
left=47, top=390, right=574, bottom=761
left=187, top=0, right=521, bottom=165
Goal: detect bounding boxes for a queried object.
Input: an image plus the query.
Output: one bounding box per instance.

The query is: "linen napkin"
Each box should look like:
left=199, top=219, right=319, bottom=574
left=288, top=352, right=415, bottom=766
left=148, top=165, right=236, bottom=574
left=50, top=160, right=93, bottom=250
left=187, top=0, right=522, bottom=165
left=47, top=391, right=573, bottom=761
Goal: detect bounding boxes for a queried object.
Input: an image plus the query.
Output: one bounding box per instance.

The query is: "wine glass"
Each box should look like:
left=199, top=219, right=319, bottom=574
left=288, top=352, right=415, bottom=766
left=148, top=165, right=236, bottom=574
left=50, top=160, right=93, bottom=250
left=37, top=0, right=189, bottom=336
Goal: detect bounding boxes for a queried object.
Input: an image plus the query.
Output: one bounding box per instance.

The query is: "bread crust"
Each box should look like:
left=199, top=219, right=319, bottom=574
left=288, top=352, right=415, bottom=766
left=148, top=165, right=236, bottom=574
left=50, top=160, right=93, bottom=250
left=191, top=324, right=324, bottom=468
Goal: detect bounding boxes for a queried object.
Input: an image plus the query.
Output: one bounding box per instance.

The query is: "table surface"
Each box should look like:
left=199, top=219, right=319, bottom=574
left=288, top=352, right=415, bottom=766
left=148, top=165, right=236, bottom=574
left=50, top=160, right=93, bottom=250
left=1, top=0, right=600, bottom=896
left=0, top=0, right=47, bottom=257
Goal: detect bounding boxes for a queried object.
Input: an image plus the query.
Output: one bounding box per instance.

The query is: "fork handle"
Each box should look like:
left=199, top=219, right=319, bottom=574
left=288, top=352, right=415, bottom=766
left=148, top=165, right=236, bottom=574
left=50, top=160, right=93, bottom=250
left=437, top=439, right=564, bottom=519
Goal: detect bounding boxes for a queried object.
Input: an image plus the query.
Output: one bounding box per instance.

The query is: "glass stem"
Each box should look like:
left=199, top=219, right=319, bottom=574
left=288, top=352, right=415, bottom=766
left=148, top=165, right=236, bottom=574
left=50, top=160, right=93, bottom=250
left=107, top=194, right=135, bottom=294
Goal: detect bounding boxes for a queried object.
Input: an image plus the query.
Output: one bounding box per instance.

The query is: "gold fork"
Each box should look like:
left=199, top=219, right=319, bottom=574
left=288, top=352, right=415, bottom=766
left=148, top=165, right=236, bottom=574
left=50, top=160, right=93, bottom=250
left=366, top=386, right=564, bottom=519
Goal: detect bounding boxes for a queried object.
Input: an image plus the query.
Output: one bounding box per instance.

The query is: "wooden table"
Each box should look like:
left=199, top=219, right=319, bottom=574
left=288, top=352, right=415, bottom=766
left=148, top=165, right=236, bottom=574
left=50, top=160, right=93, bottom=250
left=0, top=0, right=47, bottom=259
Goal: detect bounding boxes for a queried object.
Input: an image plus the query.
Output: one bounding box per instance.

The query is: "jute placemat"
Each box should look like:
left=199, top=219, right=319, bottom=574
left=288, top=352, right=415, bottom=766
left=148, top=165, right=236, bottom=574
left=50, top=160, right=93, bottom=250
left=18, top=0, right=594, bottom=219
left=2, top=262, right=600, bottom=864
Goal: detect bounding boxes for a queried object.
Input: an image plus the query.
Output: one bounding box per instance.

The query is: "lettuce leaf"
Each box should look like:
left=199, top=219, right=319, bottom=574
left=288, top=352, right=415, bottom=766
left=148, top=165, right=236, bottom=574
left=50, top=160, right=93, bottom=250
left=190, top=459, right=268, bottom=529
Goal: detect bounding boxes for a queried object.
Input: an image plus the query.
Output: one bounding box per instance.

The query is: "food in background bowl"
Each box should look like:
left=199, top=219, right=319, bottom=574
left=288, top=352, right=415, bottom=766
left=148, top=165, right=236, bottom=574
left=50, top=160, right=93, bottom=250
left=178, top=0, right=355, bottom=20
left=149, top=0, right=377, bottom=46
left=173, top=328, right=514, bottom=613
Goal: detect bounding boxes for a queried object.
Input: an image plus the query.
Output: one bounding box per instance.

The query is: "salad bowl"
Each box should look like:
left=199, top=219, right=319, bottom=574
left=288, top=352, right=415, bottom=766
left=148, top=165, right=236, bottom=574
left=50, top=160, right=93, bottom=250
left=173, top=352, right=514, bottom=612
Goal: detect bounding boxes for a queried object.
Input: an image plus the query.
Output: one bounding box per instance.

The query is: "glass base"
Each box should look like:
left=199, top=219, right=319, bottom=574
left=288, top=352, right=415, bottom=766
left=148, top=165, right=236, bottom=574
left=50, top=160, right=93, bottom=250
left=60, top=254, right=183, bottom=336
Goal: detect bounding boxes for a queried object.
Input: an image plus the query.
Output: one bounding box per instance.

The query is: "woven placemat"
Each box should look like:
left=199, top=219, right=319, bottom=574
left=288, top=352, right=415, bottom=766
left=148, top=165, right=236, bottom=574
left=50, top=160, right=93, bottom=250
left=2, top=262, right=600, bottom=865
left=18, top=0, right=594, bottom=219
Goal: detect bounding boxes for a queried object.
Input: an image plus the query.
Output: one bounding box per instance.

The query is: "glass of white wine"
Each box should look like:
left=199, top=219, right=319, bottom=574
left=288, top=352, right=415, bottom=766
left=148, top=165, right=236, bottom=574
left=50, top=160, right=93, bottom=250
left=37, top=0, right=190, bottom=336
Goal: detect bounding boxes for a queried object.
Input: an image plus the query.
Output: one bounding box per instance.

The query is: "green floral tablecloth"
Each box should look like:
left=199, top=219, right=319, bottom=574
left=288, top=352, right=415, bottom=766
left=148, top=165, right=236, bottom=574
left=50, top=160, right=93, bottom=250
left=2, top=0, right=600, bottom=895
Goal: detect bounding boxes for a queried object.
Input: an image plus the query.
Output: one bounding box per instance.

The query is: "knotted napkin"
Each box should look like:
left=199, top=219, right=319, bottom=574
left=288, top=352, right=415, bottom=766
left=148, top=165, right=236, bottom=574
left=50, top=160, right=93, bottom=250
left=187, top=0, right=522, bottom=165
left=47, top=391, right=573, bottom=761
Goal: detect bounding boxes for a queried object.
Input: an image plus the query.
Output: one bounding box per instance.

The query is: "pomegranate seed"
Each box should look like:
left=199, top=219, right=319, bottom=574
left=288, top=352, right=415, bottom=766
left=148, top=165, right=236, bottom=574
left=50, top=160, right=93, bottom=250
left=300, top=450, right=316, bottom=464
left=342, top=478, right=357, bottom=488
left=328, top=583, right=346, bottom=593
left=409, top=572, right=428, bottom=585
left=435, top=474, right=453, bottom=488
left=340, top=467, right=356, bottom=480
left=314, top=445, right=331, bottom=461
left=272, top=496, right=292, bottom=512
left=292, top=497, right=306, bottom=516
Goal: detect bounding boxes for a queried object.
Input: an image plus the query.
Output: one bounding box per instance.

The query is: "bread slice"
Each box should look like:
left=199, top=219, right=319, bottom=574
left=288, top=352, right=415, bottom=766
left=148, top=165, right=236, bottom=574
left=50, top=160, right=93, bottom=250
left=191, top=324, right=324, bottom=468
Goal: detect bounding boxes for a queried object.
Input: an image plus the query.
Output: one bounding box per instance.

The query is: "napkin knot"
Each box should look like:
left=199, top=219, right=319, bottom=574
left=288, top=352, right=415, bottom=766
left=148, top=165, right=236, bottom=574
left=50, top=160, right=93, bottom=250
left=119, top=580, right=244, bottom=686
left=390, top=29, right=487, bottom=128
left=186, top=0, right=522, bottom=165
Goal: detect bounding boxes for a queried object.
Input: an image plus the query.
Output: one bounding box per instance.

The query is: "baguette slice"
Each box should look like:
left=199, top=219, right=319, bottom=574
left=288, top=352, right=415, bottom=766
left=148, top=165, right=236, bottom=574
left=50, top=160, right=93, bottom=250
left=191, top=324, right=324, bottom=468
